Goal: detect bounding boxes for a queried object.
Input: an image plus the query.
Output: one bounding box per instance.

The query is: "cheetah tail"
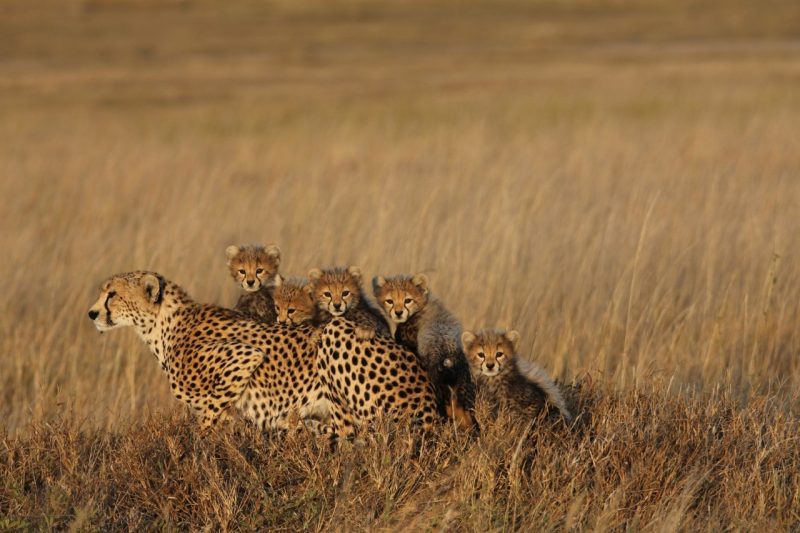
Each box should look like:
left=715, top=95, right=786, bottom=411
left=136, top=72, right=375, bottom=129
left=516, top=358, right=573, bottom=423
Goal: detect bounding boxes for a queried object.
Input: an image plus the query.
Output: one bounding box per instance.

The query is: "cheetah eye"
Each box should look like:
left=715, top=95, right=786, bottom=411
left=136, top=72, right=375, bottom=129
left=323, top=291, right=331, bottom=298
left=477, top=352, right=485, bottom=359
left=385, top=299, right=393, bottom=305
left=404, top=297, right=412, bottom=305
left=256, top=268, right=264, bottom=275
left=107, top=291, right=117, bottom=299
left=238, top=269, right=246, bottom=275
left=342, top=290, right=350, bottom=297
left=496, top=352, right=504, bottom=359
left=288, top=308, right=295, bottom=315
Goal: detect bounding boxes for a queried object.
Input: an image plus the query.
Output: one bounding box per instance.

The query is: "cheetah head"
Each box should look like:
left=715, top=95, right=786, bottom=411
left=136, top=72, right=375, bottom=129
left=461, top=328, right=520, bottom=378
left=87, top=271, right=164, bottom=332
left=307, top=266, right=362, bottom=317
left=372, top=273, right=429, bottom=324
left=225, top=244, right=281, bottom=293
left=273, top=275, right=317, bottom=325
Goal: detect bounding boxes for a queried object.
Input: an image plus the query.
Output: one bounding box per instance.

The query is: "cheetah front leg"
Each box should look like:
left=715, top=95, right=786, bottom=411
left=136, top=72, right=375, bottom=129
left=193, top=341, right=265, bottom=434
left=327, top=397, right=358, bottom=449
left=198, top=410, right=222, bottom=435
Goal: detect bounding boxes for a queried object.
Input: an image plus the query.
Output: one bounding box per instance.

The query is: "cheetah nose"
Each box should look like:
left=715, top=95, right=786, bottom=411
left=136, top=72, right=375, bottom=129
left=333, top=303, right=342, bottom=311
left=394, top=310, right=403, bottom=317
left=246, top=280, right=255, bottom=287
left=485, top=362, right=495, bottom=370
left=88, top=310, right=99, bottom=320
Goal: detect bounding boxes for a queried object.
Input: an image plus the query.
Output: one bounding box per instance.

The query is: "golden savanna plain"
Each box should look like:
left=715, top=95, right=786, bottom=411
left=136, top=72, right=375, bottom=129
left=0, top=0, right=799, bottom=529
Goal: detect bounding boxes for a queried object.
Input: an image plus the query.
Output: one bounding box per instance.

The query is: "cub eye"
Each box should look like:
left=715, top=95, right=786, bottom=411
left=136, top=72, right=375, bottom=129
left=238, top=269, right=246, bottom=275
left=288, top=308, right=295, bottom=315
left=342, top=290, right=350, bottom=297
left=274, top=305, right=280, bottom=312
left=385, top=299, right=394, bottom=305
left=477, top=352, right=485, bottom=359
left=496, top=352, right=504, bottom=359
left=256, top=268, right=264, bottom=275
left=323, top=291, right=331, bottom=298
left=404, top=298, right=412, bottom=304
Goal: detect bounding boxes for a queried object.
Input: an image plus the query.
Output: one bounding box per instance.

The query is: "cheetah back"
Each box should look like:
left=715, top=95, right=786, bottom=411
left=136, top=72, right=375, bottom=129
left=316, top=318, right=438, bottom=437
left=170, top=306, right=325, bottom=430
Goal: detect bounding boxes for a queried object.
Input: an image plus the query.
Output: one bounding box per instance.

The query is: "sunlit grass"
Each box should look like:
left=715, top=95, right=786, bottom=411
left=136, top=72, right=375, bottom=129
left=0, top=0, right=798, bottom=529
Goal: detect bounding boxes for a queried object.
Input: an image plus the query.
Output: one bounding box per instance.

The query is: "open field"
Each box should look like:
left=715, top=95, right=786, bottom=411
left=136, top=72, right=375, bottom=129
left=1, top=0, right=799, bottom=529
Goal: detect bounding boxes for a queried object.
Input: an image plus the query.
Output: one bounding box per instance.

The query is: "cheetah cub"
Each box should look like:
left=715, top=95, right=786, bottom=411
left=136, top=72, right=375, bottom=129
left=307, top=266, right=390, bottom=340
left=461, top=328, right=572, bottom=423
left=373, top=274, right=478, bottom=433
left=226, top=244, right=281, bottom=322
left=272, top=276, right=319, bottom=326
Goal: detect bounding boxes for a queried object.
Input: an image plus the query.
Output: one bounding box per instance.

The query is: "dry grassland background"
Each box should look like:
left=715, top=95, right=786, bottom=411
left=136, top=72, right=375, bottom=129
left=0, top=0, right=799, bottom=529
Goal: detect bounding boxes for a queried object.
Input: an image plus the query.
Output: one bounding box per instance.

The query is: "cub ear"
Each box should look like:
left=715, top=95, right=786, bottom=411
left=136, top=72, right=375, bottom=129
left=225, top=245, right=240, bottom=261
left=347, top=266, right=362, bottom=281
left=412, top=273, right=429, bottom=295
left=302, top=282, right=315, bottom=296
left=265, top=244, right=281, bottom=265
left=308, top=268, right=323, bottom=281
left=141, top=273, right=163, bottom=305
left=273, top=274, right=284, bottom=287
left=372, top=276, right=386, bottom=294
left=461, top=331, right=476, bottom=350
left=504, top=330, right=521, bottom=351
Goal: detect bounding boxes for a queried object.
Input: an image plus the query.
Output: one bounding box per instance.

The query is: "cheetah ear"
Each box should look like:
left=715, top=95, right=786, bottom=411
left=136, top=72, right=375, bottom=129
left=461, top=331, right=476, bottom=350
left=412, top=273, right=429, bottom=295
left=302, top=282, right=315, bottom=296
left=265, top=244, right=281, bottom=265
left=504, top=330, right=520, bottom=351
left=141, top=273, right=163, bottom=305
left=347, top=266, right=362, bottom=281
left=372, top=276, right=386, bottom=294
left=308, top=268, right=322, bottom=281
left=273, top=274, right=284, bottom=287
left=225, top=245, right=240, bottom=261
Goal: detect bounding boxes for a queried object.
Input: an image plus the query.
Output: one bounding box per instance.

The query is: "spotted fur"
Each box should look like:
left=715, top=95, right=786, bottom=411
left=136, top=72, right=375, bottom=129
left=316, top=318, right=439, bottom=439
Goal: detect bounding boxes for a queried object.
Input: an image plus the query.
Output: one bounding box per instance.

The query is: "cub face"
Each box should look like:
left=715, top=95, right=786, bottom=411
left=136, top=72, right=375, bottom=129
left=225, top=244, right=280, bottom=293
left=461, top=329, right=520, bottom=378
left=87, top=271, right=163, bottom=332
left=307, top=266, right=362, bottom=317
left=372, top=274, right=429, bottom=324
left=272, top=276, right=317, bottom=325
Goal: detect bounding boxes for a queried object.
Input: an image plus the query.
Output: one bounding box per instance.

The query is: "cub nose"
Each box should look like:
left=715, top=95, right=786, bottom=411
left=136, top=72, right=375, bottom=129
left=246, top=280, right=255, bottom=287
left=88, top=310, right=99, bottom=320
left=485, top=362, right=495, bottom=370
left=394, top=310, right=403, bottom=317
left=333, top=302, right=342, bottom=311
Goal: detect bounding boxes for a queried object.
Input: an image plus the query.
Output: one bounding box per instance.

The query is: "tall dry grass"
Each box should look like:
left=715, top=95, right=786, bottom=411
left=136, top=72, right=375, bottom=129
left=0, top=0, right=798, bottom=529
left=2, top=383, right=798, bottom=530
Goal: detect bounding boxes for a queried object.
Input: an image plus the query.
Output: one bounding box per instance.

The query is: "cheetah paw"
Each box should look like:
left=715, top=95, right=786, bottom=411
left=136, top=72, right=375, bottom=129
left=354, top=326, right=376, bottom=341
left=302, top=419, right=332, bottom=436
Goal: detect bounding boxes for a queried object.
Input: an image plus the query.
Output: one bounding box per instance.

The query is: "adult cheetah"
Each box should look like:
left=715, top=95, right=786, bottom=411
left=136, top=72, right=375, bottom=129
left=87, top=271, right=328, bottom=432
